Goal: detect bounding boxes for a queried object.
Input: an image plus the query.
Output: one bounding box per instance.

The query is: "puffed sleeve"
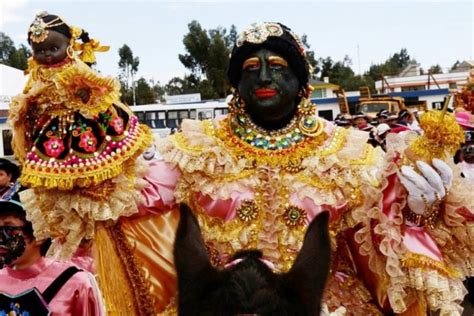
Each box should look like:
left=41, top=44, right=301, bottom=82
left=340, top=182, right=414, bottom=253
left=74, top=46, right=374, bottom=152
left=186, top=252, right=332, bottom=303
left=69, top=272, right=105, bottom=316
left=137, top=159, right=181, bottom=216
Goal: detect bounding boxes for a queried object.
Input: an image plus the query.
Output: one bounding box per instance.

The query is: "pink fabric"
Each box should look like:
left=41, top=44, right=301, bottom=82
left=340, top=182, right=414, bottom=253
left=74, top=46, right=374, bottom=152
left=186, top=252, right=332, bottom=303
left=138, top=160, right=181, bottom=215
left=196, top=191, right=255, bottom=222
left=71, top=245, right=95, bottom=274
left=384, top=169, right=443, bottom=261
left=0, top=257, right=104, bottom=315
left=402, top=226, right=443, bottom=261
left=224, top=257, right=275, bottom=270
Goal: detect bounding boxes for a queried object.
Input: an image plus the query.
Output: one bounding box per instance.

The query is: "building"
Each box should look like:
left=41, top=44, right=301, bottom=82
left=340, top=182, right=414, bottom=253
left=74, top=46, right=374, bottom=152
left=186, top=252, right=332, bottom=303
left=375, top=64, right=469, bottom=94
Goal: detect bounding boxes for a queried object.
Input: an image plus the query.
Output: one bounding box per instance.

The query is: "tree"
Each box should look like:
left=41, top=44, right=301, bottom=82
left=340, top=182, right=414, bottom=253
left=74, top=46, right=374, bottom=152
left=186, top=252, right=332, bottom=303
left=118, top=44, right=140, bottom=105
left=0, top=32, right=31, bottom=70
left=225, top=25, right=238, bottom=50
left=301, top=34, right=318, bottom=78
left=428, top=64, right=443, bottom=74
left=450, top=60, right=461, bottom=72
left=367, top=48, right=415, bottom=87
left=134, top=78, right=157, bottom=105
left=318, top=57, right=334, bottom=80
left=178, top=21, right=232, bottom=98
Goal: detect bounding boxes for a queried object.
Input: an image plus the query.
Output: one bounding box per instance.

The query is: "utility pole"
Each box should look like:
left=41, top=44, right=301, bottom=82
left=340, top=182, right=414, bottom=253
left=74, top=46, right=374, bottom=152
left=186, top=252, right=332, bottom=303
left=357, top=44, right=361, bottom=76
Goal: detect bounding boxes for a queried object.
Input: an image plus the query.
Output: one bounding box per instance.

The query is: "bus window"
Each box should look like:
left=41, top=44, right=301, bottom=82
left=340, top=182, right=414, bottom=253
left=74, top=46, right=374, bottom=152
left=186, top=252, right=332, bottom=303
left=167, top=111, right=179, bottom=129
left=189, top=110, right=196, bottom=119
left=145, top=112, right=157, bottom=128
left=156, top=111, right=166, bottom=128
left=214, top=108, right=228, bottom=117
left=2, top=130, right=13, bottom=156
left=178, top=111, right=189, bottom=124
left=136, top=112, right=145, bottom=124
left=197, top=110, right=213, bottom=120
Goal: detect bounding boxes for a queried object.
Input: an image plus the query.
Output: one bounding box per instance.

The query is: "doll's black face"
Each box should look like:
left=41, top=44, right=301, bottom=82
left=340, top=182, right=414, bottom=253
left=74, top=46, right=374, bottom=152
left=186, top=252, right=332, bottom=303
left=238, top=49, right=300, bottom=130
left=31, top=30, right=69, bottom=65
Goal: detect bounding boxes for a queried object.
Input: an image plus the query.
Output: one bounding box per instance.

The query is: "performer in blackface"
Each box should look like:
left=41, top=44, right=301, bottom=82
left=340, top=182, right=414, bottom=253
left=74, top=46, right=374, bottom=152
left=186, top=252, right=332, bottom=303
left=132, top=22, right=472, bottom=315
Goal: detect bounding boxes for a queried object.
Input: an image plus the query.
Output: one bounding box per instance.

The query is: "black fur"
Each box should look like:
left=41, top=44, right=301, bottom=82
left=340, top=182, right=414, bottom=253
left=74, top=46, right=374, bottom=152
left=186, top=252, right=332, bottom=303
left=174, top=204, right=331, bottom=316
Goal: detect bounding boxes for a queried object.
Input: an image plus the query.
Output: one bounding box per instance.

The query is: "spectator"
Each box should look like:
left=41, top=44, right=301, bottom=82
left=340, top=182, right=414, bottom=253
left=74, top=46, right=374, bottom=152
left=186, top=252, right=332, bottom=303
left=376, top=109, right=389, bottom=125
left=0, top=184, right=105, bottom=315
left=0, top=159, right=20, bottom=199
left=375, top=123, right=391, bottom=151
left=352, top=112, right=373, bottom=132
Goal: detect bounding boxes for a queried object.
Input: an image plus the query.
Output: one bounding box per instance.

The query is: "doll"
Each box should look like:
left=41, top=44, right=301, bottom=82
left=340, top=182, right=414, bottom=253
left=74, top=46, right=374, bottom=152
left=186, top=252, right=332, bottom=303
left=8, top=12, right=152, bottom=259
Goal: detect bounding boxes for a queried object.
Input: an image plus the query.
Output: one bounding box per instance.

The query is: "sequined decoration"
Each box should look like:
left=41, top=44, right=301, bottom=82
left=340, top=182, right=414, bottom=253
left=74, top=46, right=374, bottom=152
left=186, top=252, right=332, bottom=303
left=283, top=205, right=307, bottom=227
left=237, top=200, right=259, bottom=222
left=205, top=243, right=222, bottom=267
left=236, top=22, right=284, bottom=47
left=28, top=13, right=64, bottom=43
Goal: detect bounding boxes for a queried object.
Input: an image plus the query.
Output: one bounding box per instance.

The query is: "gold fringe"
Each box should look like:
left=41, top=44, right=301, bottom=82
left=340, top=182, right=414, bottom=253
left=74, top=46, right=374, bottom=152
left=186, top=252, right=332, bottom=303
left=94, top=222, right=138, bottom=315
left=401, top=253, right=461, bottom=279
left=94, top=222, right=156, bottom=315
left=20, top=124, right=153, bottom=190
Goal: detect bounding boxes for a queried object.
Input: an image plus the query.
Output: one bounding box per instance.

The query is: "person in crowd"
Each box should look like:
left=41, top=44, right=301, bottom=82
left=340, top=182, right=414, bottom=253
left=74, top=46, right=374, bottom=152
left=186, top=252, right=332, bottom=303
left=376, top=109, right=389, bottom=125
left=352, top=111, right=373, bottom=132
left=374, top=123, right=391, bottom=151
left=0, top=183, right=104, bottom=315
left=334, top=114, right=352, bottom=128
left=0, top=159, right=20, bottom=198
left=388, top=109, right=412, bottom=133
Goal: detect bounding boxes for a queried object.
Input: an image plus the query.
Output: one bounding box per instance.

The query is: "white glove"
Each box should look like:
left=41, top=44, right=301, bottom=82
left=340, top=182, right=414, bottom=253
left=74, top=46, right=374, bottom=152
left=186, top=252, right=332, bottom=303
left=399, top=159, right=452, bottom=215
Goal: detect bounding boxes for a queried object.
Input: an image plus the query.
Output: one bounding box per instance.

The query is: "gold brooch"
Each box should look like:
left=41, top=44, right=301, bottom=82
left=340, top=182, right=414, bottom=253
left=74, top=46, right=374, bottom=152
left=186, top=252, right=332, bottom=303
left=283, top=205, right=307, bottom=227
left=29, top=12, right=65, bottom=43
left=237, top=200, right=259, bottom=222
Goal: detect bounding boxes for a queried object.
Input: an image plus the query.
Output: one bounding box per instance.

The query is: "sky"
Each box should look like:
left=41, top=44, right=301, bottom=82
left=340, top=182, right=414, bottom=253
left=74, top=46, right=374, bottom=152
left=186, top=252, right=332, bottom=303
left=1, top=0, right=473, bottom=85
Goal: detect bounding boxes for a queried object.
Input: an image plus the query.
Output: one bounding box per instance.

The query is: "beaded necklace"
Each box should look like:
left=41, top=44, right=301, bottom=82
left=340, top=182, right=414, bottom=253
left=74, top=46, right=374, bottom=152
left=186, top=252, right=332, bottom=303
left=216, top=96, right=328, bottom=172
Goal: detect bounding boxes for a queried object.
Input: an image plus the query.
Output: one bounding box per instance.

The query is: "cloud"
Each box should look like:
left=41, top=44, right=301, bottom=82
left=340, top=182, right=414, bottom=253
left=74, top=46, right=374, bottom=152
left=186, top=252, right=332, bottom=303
left=0, top=0, right=29, bottom=27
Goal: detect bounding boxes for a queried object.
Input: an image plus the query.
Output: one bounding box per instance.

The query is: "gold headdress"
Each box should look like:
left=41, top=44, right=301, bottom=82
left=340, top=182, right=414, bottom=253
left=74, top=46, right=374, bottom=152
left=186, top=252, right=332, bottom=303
left=29, top=11, right=65, bottom=43
left=28, top=11, right=110, bottom=64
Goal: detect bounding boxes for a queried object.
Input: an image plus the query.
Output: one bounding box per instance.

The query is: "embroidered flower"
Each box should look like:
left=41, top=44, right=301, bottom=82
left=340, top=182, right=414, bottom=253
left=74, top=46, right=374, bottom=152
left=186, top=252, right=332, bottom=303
left=44, top=137, right=65, bottom=158
left=79, top=131, right=98, bottom=153
left=110, top=116, right=124, bottom=134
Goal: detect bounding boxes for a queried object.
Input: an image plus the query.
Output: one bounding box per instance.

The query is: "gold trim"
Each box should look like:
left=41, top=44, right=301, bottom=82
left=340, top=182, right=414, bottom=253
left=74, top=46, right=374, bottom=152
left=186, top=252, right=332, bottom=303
left=401, top=253, right=461, bottom=279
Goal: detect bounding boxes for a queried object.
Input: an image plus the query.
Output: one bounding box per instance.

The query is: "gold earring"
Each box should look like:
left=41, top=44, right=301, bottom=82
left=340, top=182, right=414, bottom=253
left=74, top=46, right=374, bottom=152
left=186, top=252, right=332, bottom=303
left=228, top=91, right=245, bottom=114
left=66, top=45, right=74, bottom=59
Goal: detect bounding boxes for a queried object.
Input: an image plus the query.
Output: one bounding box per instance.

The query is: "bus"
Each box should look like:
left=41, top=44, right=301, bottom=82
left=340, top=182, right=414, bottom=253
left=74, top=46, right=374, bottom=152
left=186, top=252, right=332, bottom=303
left=129, top=101, right=229, bottom=139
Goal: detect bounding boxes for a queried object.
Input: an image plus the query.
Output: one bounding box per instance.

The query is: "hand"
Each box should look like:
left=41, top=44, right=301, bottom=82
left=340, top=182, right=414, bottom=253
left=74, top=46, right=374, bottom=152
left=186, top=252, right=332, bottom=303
left=75, top=88, right=91, bottom=103
left=399, top=159, right=452, bottom=215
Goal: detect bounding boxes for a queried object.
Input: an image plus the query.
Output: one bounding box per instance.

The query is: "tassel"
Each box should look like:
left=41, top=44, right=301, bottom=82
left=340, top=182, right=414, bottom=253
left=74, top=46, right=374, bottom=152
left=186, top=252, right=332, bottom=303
left=93, top=222, right=139, bottom=315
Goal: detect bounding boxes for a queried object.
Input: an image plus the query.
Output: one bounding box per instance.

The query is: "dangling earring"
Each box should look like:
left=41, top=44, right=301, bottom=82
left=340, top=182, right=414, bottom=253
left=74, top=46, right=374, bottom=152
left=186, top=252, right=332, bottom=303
left=66, top=45, right=75, bottom=59
left=228, top=90, right=245, bottom=115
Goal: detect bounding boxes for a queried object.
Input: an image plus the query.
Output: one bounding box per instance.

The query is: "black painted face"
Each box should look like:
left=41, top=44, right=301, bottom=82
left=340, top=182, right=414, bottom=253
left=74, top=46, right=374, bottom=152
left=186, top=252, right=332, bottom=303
left=238, top=49, right=300, bottom=130
left=0, top=226, right=27, bottom=268
left=31, top=30, right=69, bottom=65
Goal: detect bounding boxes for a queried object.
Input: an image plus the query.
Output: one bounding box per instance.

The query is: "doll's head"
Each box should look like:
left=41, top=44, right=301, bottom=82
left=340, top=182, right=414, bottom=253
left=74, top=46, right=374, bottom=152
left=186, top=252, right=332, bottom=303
left=28, top=12, right=90, bottom=66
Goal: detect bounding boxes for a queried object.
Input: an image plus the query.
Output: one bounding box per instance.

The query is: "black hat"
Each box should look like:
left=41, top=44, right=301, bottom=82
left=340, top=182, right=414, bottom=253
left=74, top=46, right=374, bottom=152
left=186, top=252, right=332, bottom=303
left=0, top=159, right=20, bottom=182
left=353, top=112, right=368, bottom=119
left=228, top=22, right=309, bottom=89
left=398, top=109, right=409, bottom=120
left=377, top=110, right=389, bottom=119
left=0, top=181, right=24, bottom=215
